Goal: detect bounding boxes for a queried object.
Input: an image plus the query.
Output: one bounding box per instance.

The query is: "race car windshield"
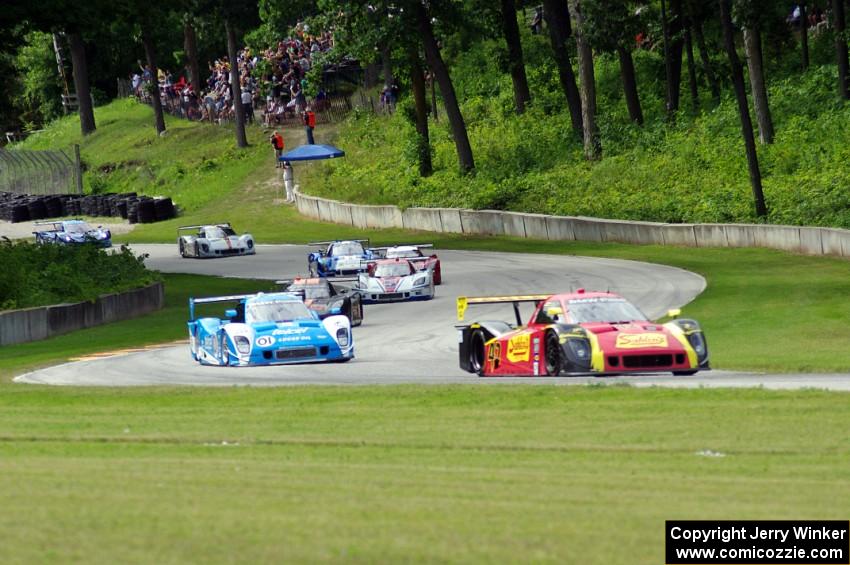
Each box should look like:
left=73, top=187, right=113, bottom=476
left=386, top=248, right=422, bottom=258
left=331, top=242, right=364, bottom=256
left=295, top=285, right=330, bottom=299
left=207, top=227, right=236, bottom=238
left=64, top=222, right=94, bottom=234
left=374, top=263, right=411, bottom=277
left=246, top=301, right=312, bottom=323
left=567, top=299, right=647, bottom=323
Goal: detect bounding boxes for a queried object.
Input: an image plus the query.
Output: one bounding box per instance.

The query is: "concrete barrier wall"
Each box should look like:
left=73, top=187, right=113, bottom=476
left=291, top=187, right=850, bottom=260
left=0, top=282, right=165, bottom=347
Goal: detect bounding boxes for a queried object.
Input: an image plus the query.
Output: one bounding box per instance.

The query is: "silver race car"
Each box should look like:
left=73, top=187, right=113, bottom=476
left=354, top=258, right=435, bottom=303
left=178, top=223, right=256, bottom=258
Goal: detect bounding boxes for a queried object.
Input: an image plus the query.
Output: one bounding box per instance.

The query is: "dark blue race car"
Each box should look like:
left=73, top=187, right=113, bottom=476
left=33, top=219, right=112, bottom=247
left=307, top=239, right=373, bottom=277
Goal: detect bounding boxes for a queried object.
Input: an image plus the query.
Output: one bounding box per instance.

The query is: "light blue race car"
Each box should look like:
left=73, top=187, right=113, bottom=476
left=33, top=219, right=112, bottom=247
left=308, top=239, right=373, bottom=277
left=188, top=292, right=354, bottom=366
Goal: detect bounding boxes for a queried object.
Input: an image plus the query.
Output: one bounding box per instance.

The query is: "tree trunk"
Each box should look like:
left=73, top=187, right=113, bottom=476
left=501, top=0, right=531, bottom=114
left=184, top=19, right=202, bottom=92
left=719, top=0, right=767, bottom=218
left=415, top=2, right=474, bottom=173
left=225, top=18, right=248, bottom=148
left=833, top=0, right=849, bottom=99
left=617, top=46, right=643, bottom=125
left=409, top=49, right=432, bottom=177
left=800, top=2, right=809, bottom=70
left=694, top=23, right=721, bottom=101
left=661, top=0, right=685, bottom=118
left=685, top=27, right=699, bottom=111
left=743, top=26, right=774, bottom=144
left=543, top=0, right=582, bottom=134
left=141, top=26, right=166, bottom=135
left=67, top=31, right=96, bottom=135
left=382, top=43, right=394, bottom=86
left=570, top=0, right=600, bottom=161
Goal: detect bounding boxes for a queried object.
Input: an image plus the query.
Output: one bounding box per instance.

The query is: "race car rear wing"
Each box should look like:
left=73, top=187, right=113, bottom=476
left=369, top=244, right=434, bottom=258
left=33, top=219, right=83, bottom=226
left=275, top=277, right=359, bottom=287
left=457, top=294, right=553, bottom=326
left=178, top=223, right=232, bottom=233
left=308, top=239, right=370, bottom=247
left=189, top=294, right=254, bottom=320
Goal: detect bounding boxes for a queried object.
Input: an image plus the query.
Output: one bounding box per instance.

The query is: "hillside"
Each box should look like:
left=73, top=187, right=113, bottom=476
left=301, top=32, right=850, bottom=228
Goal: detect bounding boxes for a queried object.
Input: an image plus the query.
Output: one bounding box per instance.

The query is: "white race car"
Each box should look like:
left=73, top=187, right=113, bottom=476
left=178, top=223, right=256, bottom=258
left=354, top=258, right=435, bottom=303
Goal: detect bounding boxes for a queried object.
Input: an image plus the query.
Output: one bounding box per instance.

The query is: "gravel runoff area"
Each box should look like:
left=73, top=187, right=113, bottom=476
left=0, top=218, right=135, bottom=241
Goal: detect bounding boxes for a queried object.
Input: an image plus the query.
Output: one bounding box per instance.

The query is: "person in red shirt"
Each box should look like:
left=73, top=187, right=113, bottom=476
left=270, top=131, right=284, bottom=167
left=303, top=107, right=316, bottom=144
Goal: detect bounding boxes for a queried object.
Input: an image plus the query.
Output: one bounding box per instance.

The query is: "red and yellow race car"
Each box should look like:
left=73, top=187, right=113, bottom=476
left=456, top=290, right=709, bottom=377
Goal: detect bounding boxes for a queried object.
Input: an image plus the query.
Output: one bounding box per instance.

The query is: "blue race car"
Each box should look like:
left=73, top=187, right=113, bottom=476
left=308, top=239, right=373, bottom=277
left=33, top=219, right=112, bottom=247
left=188, top=292, right=354, bottom=366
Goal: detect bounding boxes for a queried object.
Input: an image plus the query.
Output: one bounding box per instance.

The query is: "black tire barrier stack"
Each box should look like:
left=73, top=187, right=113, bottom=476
left=0, top=192, right=177, bottom=224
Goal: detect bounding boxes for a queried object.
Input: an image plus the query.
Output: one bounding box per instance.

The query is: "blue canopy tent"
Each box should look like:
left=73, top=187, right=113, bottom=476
left=278, top=144, right=345, bottom=162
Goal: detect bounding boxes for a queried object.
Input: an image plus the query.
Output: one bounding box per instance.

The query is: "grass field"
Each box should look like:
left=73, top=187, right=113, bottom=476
left=1, top=385, right=848, bottom=563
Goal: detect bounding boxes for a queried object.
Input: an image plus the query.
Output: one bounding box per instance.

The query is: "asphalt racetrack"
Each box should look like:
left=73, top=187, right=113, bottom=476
left=15, top=244, right=850, bottom=390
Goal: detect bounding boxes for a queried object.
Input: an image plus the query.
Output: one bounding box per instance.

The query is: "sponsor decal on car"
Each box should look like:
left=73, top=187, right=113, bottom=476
left=507, top=332, right=532, bottom=362
left=272, top=328, right=310, bottom=335
left=615, top=333, right=669, bottom=349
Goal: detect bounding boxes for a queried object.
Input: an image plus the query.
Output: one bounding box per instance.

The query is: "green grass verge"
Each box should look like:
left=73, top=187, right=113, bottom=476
left=1, top=385, right=847, bottom=563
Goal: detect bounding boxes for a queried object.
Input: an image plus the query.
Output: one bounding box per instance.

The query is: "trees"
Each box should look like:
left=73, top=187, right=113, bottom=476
left=661, top=0, right=685, bottom=118
left=414, top=1, right=475, bottom=173
left=833, top=0, right=849, bottom=99
left=499, top=0, right=531, bottom=114
left=718, top=0, right=767, bottom=217
left=570, top=0, right=601, bottom=160
left=738, top=0, right=774, bottom=144
left=224, top=17, right=247, bottom=148
left=542, top=0, right=583, bottom=134
left=581, top=0, right=644, bottom=125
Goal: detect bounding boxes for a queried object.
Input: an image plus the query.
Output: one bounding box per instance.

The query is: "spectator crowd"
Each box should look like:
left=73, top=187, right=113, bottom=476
left=129, top=22, right=335, bottom=127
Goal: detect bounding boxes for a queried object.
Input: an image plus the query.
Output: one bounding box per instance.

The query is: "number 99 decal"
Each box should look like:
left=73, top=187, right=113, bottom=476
left=255, top=335, right=275, bottom=347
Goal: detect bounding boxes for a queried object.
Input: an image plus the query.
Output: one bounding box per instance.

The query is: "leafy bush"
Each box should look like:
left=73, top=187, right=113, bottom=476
left=305, top=39, right=850, bottom=228
left=0, top=242, right=160, bottom=311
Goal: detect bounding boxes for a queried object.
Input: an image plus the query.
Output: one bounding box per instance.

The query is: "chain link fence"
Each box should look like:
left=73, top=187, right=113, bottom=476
left=0, top=146, right=82, bottom=196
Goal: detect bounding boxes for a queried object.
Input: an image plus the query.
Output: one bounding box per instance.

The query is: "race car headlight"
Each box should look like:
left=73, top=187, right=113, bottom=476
left=336, top=328, right=349, bottom=347
left=687, top=333, right=707, bottom=360
left=413, top=276, right=427, bottom=287
left=234, top=335, right=251, bottom=354
left=567, top=338, right=590, bottom=360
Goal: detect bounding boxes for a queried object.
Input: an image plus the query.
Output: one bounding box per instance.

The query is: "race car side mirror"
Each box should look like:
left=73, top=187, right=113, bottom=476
left=225, top=309, right=238, bottom=319
left=666, top=308, right=681, bottom=318
left=329, top=307, right=342, bottom=315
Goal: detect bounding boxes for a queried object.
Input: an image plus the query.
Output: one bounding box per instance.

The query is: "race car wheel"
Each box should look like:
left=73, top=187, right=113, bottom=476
left=194, top=242, right=201, bottom=259
left=673, top=370, right=697, bottom=376
left=352, top=300, right=363, bottom=327
left=179, top=239, right=186, bottom=257
left=220, top=334, right=231, bottom=366
left=469, top=329, right=487, bottom=376
left=544, top=331, right=563, bottom=376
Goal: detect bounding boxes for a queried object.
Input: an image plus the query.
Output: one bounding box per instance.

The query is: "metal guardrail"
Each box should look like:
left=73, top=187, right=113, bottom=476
left=0, top=145, right=82, bottom=196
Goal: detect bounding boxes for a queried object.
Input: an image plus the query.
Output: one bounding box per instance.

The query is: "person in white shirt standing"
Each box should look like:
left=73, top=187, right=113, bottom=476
left=282, top=161, right=295, bottom=203
left=241, top=87, right=254, bottom=123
